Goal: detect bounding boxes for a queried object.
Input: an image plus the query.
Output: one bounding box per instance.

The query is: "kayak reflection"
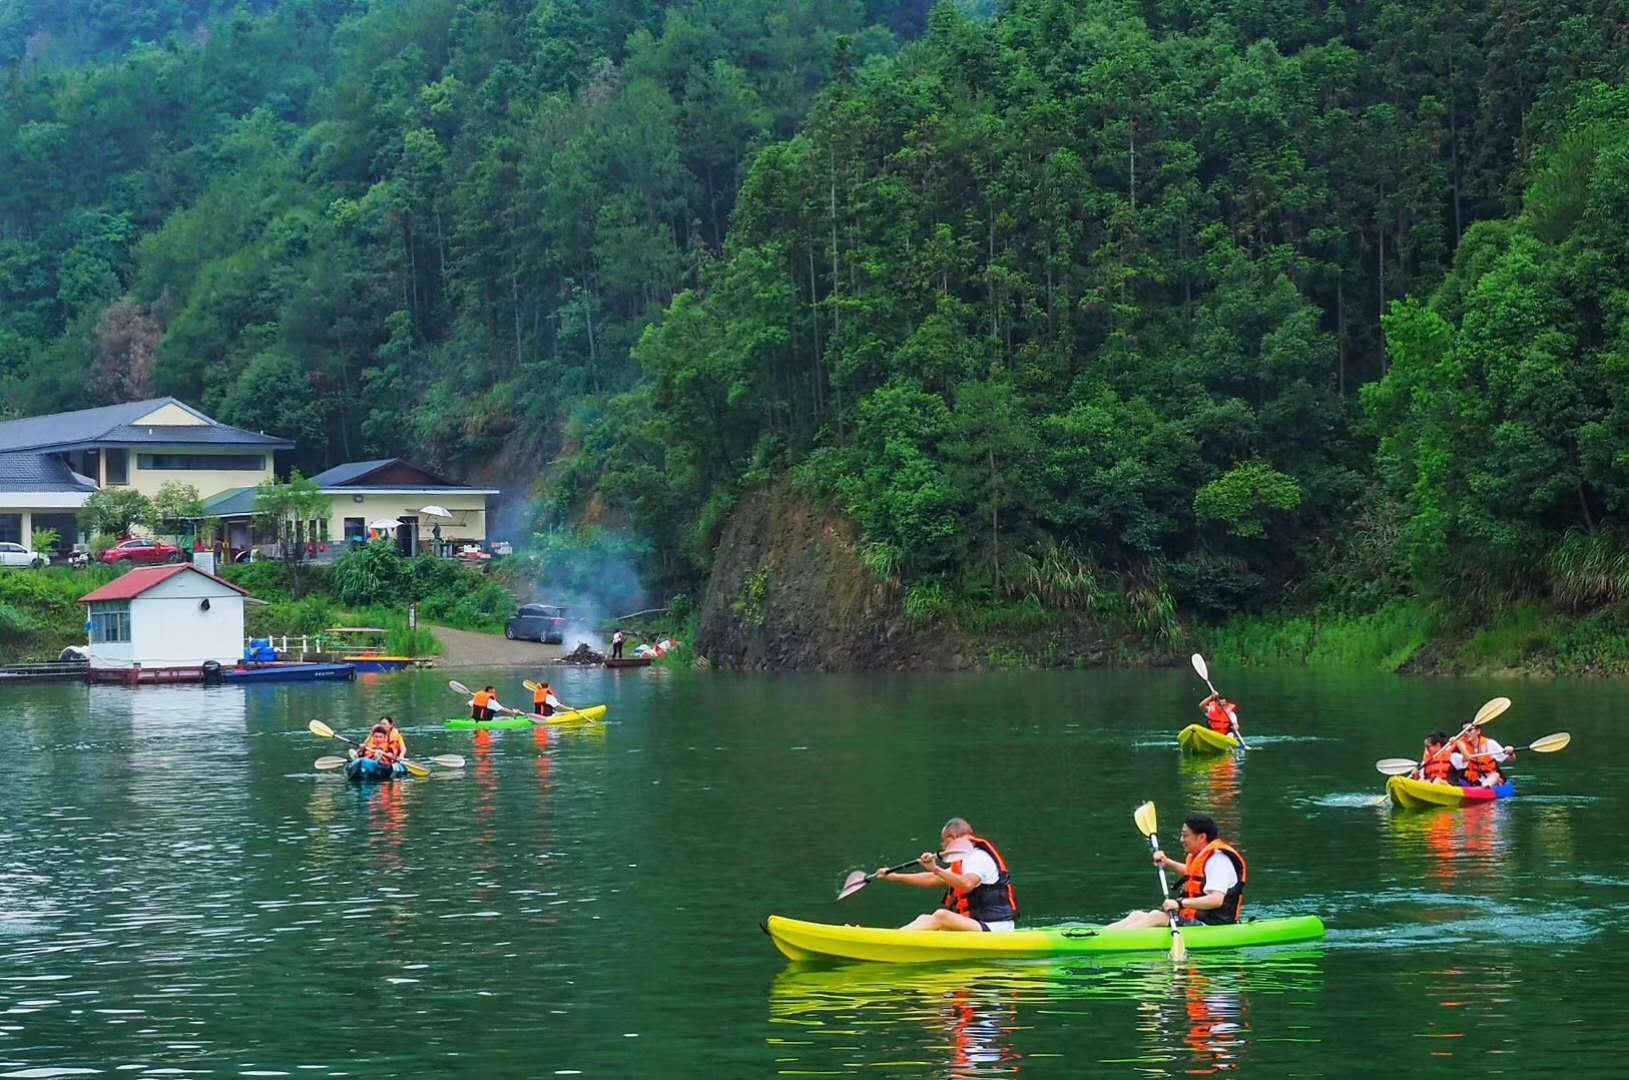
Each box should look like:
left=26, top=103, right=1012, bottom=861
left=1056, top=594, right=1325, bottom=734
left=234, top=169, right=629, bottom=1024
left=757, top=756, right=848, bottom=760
left=768, top=950, right=1325, bottom=1076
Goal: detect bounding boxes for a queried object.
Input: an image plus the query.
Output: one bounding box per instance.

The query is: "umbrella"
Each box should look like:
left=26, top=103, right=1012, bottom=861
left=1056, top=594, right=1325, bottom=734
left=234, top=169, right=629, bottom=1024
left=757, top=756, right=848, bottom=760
left=368, top=518, right=403, bottom=530
left=418, top=505, right=455, bottom=519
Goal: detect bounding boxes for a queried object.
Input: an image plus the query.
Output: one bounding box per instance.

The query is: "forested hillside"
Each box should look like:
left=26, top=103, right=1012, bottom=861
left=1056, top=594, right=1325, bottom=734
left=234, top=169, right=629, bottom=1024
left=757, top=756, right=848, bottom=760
left=7, top=0, right=1629, bottom=664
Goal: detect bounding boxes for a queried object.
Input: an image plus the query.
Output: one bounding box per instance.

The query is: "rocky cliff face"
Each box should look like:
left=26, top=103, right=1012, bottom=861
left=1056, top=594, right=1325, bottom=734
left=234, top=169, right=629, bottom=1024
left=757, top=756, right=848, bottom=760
left=696, top=488, right=979, bottom=671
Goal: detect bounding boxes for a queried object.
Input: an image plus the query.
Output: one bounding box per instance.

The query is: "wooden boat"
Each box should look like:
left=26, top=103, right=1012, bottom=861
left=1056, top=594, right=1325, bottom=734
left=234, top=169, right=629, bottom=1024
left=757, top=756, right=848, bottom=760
left=604, top=655, right=654, bottom=668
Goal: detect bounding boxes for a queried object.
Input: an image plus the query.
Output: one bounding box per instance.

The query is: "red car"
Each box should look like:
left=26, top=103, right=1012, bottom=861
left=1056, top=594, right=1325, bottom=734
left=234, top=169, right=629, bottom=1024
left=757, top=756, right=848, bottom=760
left=100, top=538, right=186, bottom=565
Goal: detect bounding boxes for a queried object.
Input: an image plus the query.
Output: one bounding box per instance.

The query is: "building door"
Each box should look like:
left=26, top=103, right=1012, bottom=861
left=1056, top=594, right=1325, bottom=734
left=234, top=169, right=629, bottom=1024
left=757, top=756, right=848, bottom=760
left=396, top=516, right=418, bottom=557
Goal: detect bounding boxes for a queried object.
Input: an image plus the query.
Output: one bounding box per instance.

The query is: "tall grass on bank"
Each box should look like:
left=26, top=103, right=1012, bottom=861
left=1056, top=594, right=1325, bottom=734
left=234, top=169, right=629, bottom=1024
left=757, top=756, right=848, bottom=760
left=1202, top=599, right=1444, bottom=671
left=0, top=566, right=116, bottom=663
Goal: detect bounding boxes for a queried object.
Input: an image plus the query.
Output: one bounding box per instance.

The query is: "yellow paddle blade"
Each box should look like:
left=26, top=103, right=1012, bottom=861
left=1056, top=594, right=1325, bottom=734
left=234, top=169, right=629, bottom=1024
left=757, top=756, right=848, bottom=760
left=523, top=679, right=542, bottom=692
left=1473, top=696, right=1512, bottom=727
left=1169, top=927, right=1187, bottom=963
left=1531, top=732, right=1570, bottom=753
left=1133, top=801, right=1158, bottom=838
left=308, top=719, right=336, bottom=739
left=402, top=759, right=431, bottom=779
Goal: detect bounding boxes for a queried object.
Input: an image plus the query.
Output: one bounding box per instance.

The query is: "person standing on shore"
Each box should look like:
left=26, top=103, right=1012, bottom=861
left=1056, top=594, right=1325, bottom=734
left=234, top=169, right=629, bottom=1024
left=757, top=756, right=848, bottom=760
left=611, top=630, right=626, bottom=659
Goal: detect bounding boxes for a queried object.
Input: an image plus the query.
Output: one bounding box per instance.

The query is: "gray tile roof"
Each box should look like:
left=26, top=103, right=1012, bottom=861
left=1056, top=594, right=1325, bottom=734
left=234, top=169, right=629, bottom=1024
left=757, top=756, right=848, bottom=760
left=0, top=397, right=293, bottom=452
left=307, top=459, right=396, bottom=486
left=199, top=486, right=259, bottom=518
left=0, top=452, right=98, bottom=492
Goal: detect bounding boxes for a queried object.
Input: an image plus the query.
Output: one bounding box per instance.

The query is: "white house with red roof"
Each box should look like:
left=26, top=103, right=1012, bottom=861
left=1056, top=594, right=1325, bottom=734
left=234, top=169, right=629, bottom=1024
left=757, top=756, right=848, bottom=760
left=80, top=565, right=248, bottom=673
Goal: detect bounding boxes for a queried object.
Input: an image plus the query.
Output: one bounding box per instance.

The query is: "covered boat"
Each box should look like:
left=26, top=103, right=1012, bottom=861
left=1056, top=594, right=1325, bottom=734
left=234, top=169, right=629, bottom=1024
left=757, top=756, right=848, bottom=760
left=764, top=914, right=1325, bottom=964
left=223, top=662, right=357, bottom=683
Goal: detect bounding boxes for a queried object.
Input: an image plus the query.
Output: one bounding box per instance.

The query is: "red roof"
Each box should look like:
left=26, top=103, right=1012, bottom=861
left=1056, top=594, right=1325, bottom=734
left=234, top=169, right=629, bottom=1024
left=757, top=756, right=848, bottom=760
left=80, top=564, right=249, bottom=603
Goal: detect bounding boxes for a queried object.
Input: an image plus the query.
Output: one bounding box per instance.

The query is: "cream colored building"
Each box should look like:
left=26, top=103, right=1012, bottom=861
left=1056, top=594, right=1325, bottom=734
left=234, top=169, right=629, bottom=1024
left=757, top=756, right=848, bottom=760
left=0, top=398, right=289, bottom=552
left=201, top=458, right=497, bottom=558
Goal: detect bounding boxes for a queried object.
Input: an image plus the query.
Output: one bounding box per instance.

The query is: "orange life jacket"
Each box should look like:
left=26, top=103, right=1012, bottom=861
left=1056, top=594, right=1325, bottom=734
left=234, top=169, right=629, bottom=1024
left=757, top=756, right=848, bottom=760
left=1175, top=839, right=1247, bottom=925
left=360, top=733, right=396, bottom=762
left=1204, top=699, right=1237, bottom=735
left=534, top=688, right=552, bottom=715
left=473, top=691, right=492, bottom=709
left=940, top=836, right=1019, bottom=923
left=1421, top=751, right=1454, bottom=782
left=1455, top=733, right=1504, bottom=784
left=386, top=729, right=407, bottom=758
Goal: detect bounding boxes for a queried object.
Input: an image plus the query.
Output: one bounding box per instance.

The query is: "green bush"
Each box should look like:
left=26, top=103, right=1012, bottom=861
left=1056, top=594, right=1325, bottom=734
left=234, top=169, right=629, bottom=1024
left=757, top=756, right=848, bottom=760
left=0, top=566, right=114, bottom=662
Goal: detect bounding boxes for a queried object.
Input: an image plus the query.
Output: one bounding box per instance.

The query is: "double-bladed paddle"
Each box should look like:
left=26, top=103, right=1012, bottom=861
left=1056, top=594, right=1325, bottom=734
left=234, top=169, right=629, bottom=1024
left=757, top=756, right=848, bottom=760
left=1191, top=653, right=1247, bottom=750
left=836, top=853, right=954, bottom=901
left=1377, top=696, right=1513, bottom=778
left=1133, top=801, right=1187, bottom=963
left=307, top=720, right=465, bottom=777
left=1375, top=731, right=1569, bottom=776
left=447, top=679, right=523, bottom=716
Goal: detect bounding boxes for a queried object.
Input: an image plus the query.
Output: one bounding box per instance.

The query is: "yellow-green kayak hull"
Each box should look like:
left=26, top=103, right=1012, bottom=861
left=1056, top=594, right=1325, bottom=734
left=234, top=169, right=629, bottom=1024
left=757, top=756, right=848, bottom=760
left=764, top=914, right=1325, bottom=964
left=1178, top=723, right=1240, bottom=754
left=1386, top=774, right=1515, bottom=810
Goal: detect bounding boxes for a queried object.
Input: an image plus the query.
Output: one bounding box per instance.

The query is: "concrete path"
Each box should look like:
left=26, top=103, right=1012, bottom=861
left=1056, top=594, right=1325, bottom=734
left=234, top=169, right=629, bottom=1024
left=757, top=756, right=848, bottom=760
left=430, top=625, right=564, bottom=668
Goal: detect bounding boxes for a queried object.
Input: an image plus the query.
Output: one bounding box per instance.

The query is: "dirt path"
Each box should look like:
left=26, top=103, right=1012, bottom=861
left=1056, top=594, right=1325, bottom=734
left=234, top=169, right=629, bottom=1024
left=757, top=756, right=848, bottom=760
left=430, top=624, right=565, bottom=668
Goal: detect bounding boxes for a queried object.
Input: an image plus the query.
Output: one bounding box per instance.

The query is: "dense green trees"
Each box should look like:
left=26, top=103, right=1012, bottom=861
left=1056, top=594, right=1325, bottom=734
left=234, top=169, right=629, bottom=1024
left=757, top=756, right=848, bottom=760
left=9, top=0, right=1629, bottom=621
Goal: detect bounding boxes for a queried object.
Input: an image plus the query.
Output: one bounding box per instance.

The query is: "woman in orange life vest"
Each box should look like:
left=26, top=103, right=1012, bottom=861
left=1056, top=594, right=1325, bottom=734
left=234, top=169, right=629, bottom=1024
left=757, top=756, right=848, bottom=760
left=1201, top=693, right=1241, bottom=737
left=377, top=715, right=407, bottom=760
left=1105, top=814, right=1246, bottom=929
left=873, top=817, right=1019, bottom=933
left=1414, top=731, right=1455, bottom=783
left=470, top=686, right=501, bottom=722
left=1452, top=728, right=1513, bottom=787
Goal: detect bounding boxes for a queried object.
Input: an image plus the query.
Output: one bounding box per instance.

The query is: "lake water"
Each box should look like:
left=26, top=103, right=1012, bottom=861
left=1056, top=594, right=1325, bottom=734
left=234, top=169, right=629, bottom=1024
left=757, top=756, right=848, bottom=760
left=0, top=666, right=1623, bottom=1076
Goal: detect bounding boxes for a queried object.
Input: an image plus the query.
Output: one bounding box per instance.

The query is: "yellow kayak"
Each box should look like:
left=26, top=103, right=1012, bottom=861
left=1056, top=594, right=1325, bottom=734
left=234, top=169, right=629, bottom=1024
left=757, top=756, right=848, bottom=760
left=444, top=704, right=608, bottom=730
left=1178, top=723, right=1241, bottom=754
left=765, top=914, right=1325, bottom=964
left=1386, top=774, right=1515, bottom=810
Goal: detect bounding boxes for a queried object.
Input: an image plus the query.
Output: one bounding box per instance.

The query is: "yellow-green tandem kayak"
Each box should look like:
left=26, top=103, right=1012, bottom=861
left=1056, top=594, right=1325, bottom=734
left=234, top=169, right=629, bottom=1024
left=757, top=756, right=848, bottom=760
left=1178, top=723, right=1241, bottom=754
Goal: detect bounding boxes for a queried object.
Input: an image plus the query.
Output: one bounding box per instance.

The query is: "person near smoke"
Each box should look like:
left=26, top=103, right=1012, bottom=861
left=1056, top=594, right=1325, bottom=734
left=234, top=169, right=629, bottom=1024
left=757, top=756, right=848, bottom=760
left=611, top=630, right=626, bottom=659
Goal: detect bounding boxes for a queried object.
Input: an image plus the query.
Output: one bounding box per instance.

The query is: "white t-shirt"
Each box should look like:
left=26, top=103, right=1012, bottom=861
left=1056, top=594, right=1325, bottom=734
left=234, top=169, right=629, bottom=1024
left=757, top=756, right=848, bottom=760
left=949, top=846, right=999, bottom=887
left=1201, top=852, right=1239, bottom=897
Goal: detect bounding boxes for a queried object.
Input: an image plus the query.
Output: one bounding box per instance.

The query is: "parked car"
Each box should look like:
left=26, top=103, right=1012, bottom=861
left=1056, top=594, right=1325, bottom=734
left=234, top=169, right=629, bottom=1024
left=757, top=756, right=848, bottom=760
left=506, top=604, right=570, bottom=644
left=0, top=541, right=46, bottom=569
left=100, top=538, right=185, bottom=565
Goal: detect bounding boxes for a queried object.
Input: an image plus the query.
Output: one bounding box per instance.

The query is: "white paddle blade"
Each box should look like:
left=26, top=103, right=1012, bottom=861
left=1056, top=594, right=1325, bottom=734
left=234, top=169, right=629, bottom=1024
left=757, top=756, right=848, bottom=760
left=836, top=871, right=869, bottom=901
left=448, top=679, right=472, bottom=696
left=430, top=754, right=467, bottom=768
left=1530, top=732, right=1570, bottom=753
left=308, top=719, right=336, bottom=739
left=1190, top=653, right=1209, bottom=681
left=1133, top=801, right=1158, bottom=838
left=1473, top=696, right=1512, bottom=727
left=314, top=756, right=347, bottom=770
left=1375, top=757, right=1420, bottom=775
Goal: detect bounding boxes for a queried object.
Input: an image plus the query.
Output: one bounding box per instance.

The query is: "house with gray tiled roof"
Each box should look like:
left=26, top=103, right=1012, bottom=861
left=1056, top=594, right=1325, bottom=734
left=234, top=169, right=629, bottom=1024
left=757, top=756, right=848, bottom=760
left=0, top=398, right=291, bottom=553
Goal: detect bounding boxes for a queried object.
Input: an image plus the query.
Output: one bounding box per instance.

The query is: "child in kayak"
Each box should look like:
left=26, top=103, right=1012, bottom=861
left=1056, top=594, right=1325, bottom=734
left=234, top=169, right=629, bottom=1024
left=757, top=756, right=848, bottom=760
left=1104, top=815, right=1246, bottom=929
left=378, top=715, right=407, bottom=760
left=874, top=817, right=1019, bottom=932
left=1201, top=693, right=1241, bottom=739
left=356, top=723, right=401, bottom=765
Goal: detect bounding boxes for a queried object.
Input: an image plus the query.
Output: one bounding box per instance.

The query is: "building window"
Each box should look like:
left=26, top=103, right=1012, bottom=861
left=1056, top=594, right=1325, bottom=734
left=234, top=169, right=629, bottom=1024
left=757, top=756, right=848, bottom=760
left=344, top=517, right=365, bottom=544
left=0, top=513, right=20, bottom=545
left=89, top=603, right=131, bottom=643
left=105, top=449, right=128, bottom=485
left=136, top=454, right=266, bottom=471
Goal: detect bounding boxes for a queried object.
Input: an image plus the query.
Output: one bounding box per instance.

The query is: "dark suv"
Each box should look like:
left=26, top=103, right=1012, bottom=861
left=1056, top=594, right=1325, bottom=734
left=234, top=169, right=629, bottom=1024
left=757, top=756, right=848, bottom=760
left=505, top=604, right=569, bottom=644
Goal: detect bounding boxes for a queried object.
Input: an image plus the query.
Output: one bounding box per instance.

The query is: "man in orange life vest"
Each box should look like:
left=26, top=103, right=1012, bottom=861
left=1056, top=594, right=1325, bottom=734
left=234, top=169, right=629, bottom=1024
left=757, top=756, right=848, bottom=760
left=470, top=686, right=502, bottom=722
left=1201, top=693, right=1241, bottom=739
left=1451, top=727, right=1513, bottom=787
left=874, top=817, right=1019, bottom=933
left=1105, top=815, right=1246, bottom=929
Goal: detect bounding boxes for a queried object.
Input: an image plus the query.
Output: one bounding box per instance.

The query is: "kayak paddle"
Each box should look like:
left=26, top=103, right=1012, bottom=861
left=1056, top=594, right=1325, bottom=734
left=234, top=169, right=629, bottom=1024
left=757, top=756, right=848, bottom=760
left=315, top=756, right=349, bottom=770
left=1388, top=696, right=1514, bottom=778
left=1375, top=731, right=1570, bottom=776
left=835, top=853, right=954, bottom=901
left=1191, top=653, right=1247, bottom=750
left=1133, top=801, right=1186, bottom=963
left=522, top=679, right=594, bottom=723
left=307, top=719, right=434, bottom=778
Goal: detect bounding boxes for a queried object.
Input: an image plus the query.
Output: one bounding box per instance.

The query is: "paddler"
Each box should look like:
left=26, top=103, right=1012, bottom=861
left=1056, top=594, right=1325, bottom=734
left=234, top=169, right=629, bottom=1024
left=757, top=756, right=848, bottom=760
left=378, top=715, right=407, bottom=759
left=356, top=723, right=400, bottom=764
left=470, top=686, right=501, bottom=722
left=1200, top=692, right=1241, bottom=739
left=532, top=680, right=569, bottom=718
left=1451, top=727, right=1513, bottom=787
left=1104, top=815, right=1246, bottom=929
left=1413, top=731, right=1455, bottom=784
left=874, top=817, right=1019, bottom=933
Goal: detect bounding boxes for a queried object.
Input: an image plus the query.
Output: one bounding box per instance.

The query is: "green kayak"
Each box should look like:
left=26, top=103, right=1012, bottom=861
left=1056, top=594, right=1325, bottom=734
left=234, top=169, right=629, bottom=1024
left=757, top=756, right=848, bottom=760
left=766, top=914, right=1326, bottom=964
left=445, top=704, right=608, bottom=730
